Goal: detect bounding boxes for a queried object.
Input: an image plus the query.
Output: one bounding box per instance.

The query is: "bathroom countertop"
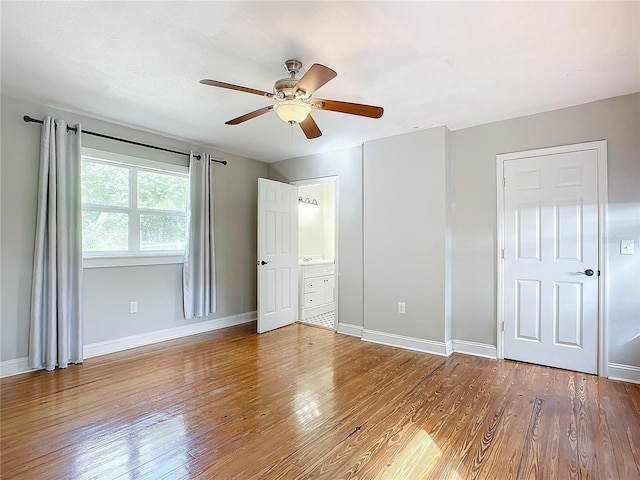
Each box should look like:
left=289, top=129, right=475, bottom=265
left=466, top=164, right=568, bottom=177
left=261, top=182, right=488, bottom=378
left=299, top=259, right=335, bottom=266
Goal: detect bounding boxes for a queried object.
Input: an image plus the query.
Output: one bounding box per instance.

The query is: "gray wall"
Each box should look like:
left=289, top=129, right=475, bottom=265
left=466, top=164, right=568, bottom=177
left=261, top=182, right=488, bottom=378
left=1, top=95, right=267, bottom=361
left=451, top=93, right=640, bottom=366
left=3, top=92, right=637, bottom=370
left=269, top=94, right=639, bottom=369
left=363, top=127, right=452, bottom=342
left=269, top=146, right=364, bottom=327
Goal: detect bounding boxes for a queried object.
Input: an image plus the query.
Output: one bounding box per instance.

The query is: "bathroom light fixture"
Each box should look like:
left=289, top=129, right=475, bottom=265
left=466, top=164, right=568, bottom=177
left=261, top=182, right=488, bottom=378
left=298, top=197, right=318, bottom=206
left=273, top=100, right=312, bottom=124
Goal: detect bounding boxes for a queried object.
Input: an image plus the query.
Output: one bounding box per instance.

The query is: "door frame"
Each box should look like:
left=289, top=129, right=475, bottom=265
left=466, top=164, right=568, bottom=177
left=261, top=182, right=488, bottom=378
left=292, top=176, right=340, bottom=330
left=495, top=140, right=608, bottom=375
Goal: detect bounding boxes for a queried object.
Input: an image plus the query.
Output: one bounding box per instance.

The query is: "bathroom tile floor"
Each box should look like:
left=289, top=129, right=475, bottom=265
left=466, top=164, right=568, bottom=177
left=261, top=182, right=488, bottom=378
left=300, top=311, right=334, bottom=330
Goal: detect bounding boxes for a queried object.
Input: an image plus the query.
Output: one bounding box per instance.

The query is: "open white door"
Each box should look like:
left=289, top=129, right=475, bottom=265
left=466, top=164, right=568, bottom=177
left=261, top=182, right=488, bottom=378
left=257, top=178, right=298, bottom=333
left=499, top=142, right=606, bottom=374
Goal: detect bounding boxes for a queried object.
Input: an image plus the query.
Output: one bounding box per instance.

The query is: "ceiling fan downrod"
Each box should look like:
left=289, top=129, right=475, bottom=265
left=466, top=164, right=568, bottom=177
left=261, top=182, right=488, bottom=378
left=283, top=59, right=302, bottom=77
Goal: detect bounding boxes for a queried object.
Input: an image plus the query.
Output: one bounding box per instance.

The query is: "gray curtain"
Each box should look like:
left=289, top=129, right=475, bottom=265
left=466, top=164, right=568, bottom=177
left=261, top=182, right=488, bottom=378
left=183, top=152, right=216, bottom=319
left=29, top=117, right=83, bottom=370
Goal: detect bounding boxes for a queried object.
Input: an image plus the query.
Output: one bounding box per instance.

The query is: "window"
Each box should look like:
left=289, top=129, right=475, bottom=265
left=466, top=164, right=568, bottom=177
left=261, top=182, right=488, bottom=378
left=81, top=148, right=189, bottom=267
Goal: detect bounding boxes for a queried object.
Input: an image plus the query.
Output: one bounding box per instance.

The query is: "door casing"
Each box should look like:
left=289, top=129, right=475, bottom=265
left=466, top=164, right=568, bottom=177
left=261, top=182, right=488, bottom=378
left=495, top=140, right=608, bottom=375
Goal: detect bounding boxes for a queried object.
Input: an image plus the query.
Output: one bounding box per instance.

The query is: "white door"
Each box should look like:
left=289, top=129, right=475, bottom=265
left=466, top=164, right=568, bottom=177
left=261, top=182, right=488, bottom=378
left=257, top=178, right=298, bottom=333
left=501, top=144, right=603, bottom=374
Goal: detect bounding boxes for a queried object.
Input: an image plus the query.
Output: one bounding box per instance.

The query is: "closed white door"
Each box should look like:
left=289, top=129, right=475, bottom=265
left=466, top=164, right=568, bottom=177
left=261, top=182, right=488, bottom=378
left=257, top=178, right=298, bottom=333
left=501, top=145, right=602, bottom=374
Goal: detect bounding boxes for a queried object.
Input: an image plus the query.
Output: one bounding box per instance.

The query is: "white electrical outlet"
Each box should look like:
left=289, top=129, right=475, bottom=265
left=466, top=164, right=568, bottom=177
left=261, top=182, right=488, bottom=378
left=621, top=239, right=635, bottom=255
left=398, top=302, right=406, bottom=314
left=129, top=301, right=138, bottom=314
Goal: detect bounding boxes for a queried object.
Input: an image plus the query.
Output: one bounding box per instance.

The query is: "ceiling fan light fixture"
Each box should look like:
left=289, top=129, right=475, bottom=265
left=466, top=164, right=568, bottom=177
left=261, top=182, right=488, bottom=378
left=201, top=60, right=383, bottom=139
left=273, top=99, right=311, bottom=124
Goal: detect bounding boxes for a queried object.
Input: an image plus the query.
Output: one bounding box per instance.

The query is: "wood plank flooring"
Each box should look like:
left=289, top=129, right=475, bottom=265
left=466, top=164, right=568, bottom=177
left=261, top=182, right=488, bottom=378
left=1, top=322, right=639, bottom=479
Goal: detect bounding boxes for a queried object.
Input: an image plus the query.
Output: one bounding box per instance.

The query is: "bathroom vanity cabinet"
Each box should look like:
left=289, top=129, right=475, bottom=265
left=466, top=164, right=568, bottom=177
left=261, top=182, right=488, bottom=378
left=299, top=263, right=335, bottom=320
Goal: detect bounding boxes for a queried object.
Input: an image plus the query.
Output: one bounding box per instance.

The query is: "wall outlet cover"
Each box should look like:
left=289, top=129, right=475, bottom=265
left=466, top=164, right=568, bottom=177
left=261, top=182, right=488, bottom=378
left=621, top=239, right=635, bottom=255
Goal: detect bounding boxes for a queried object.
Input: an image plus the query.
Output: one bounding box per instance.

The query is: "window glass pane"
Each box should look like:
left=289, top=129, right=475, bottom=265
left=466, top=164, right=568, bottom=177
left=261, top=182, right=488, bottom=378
left=81, top=162, right=129, bottom=207
left=82, top=211, right=129, bottom=251
left=140, top=215, right=186, bottom=251
left=138, top=170, right=188, bottom=211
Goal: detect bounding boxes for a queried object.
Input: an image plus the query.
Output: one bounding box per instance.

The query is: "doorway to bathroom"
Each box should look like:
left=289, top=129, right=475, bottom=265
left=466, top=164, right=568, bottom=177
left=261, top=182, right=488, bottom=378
left=294, top=177, right=338, bottom=330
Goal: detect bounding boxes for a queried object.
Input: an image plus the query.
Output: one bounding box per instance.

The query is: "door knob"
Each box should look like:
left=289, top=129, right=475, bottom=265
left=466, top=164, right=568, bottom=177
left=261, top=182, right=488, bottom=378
left=576, top=269, right=595, bottom=276
left=257, top=260, right=271, bottom=266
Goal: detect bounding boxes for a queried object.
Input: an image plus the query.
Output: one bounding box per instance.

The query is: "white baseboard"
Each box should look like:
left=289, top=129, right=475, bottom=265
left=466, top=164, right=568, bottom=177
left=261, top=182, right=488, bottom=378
left=362, top=329, right=452, bottom=357
left=1, top=311, right=256, bottom=378
left=452, top=339, right=497, bottom=359
left=607, top=363, right=640, bottom=384
left=84, top=311, right=256, bottom=359
left=0, top=357, right=38, bottom=378
left=336, top=322, right=364, bottom=337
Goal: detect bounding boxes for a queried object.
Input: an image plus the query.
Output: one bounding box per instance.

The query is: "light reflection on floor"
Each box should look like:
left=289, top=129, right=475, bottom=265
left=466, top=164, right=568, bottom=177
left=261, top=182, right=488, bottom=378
left=294, top=395, right=322, bottom=427
left=379, top=429, right=463, bottom=479
left=72, top=412, right=189, bottom=478
left=289, top=324, right=336, bottom=433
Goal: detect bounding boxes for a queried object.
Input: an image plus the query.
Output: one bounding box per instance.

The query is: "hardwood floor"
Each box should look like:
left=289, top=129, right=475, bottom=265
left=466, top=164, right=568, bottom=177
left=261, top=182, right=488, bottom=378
left=1, top=323, right=639, bottom=479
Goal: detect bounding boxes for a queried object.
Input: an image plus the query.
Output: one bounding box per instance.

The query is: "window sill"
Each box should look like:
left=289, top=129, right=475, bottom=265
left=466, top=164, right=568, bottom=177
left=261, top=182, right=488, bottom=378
left=83, top=254, right=184, bottom=269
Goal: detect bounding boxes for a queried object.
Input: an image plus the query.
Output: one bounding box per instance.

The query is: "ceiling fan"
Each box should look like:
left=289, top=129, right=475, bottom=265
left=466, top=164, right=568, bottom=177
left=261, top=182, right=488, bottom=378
left=200, top=59, right=384, bottom=139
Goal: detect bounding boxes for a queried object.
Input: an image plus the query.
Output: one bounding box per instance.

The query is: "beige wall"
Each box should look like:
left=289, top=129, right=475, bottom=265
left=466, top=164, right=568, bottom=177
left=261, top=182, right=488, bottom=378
left=1, top=95, right=267, bottom=361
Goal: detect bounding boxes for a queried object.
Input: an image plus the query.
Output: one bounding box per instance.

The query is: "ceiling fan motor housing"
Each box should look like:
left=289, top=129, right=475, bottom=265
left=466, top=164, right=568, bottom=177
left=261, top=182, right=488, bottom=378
left=273, top=77, right=300, bottom=99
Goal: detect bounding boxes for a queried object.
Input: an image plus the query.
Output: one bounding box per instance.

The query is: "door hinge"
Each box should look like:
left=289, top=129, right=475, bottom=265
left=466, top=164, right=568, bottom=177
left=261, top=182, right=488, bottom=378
left=501, top=248, right=505, bottom=259
left=501, top=321, right=505, bottom=332
left=502, top=177, right=506, bottom=187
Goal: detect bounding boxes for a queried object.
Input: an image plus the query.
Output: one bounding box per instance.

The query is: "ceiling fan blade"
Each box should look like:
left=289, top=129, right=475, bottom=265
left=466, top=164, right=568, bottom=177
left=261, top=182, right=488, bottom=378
left=200, top=79, right=274, bottom=98
left=299, top=114, right=322, bottom=139
left=293, top=64, right=337, bottom=97
left=225, top=105, right=273, bottom=125
left=313, top=99, right=384, bottom=118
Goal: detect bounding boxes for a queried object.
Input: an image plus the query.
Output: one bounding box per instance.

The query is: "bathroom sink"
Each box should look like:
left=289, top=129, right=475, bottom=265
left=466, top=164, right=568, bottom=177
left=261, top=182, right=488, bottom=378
left=300, top=259, right=334, bottom=265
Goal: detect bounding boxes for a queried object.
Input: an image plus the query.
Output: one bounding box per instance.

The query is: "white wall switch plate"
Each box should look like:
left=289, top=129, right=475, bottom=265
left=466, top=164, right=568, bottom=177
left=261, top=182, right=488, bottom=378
left=621, top=239, right=635, bottom=255
left=129, top=301, right=138, bottom=314
left=398, top=302, right=406, bottom=314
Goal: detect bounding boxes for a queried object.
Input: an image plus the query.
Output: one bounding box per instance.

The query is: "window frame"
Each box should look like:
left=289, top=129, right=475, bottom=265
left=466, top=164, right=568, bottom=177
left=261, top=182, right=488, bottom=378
left=81, top=147, right=189, bottom=269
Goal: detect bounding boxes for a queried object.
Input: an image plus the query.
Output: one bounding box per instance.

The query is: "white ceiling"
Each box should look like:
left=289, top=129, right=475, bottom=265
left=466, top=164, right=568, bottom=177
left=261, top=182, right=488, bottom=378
left=2, top=1, right=638, bottom=163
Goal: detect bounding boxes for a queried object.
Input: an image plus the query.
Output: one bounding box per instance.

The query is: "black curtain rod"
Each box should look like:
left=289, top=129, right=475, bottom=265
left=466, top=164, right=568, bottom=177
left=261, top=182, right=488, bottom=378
left=23, top=115, right=227, bottom=165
